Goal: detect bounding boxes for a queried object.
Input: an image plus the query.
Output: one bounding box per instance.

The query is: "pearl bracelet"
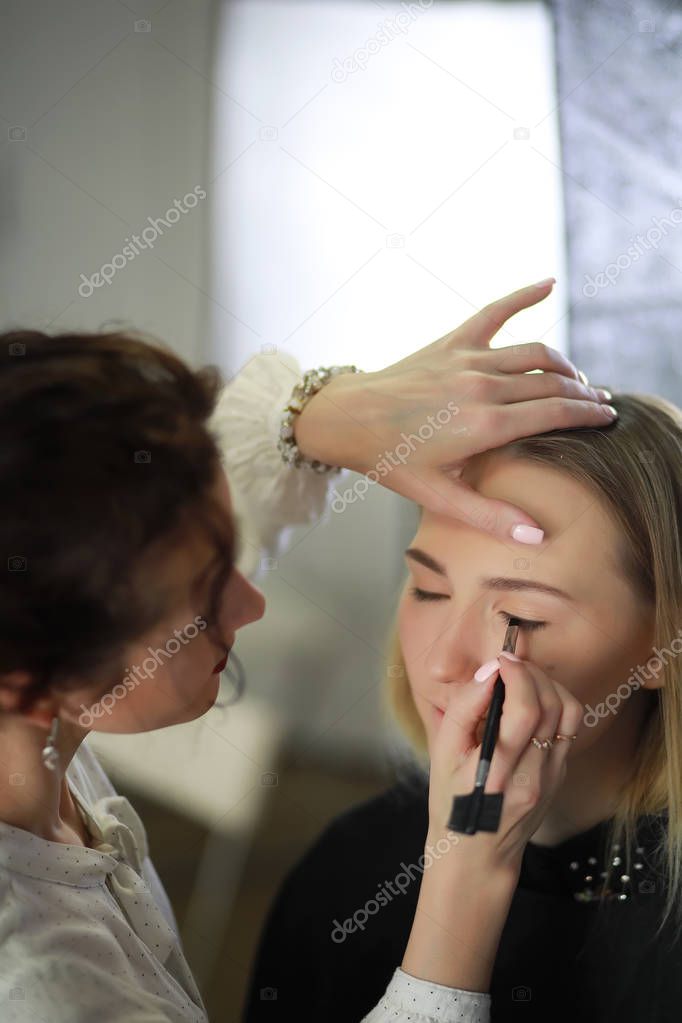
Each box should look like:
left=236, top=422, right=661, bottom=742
left=277, top=364, right=362, bottom=473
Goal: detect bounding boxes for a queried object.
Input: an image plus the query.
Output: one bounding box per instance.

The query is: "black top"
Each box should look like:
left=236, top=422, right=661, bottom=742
left=243, top=772, right=677, bottom=1022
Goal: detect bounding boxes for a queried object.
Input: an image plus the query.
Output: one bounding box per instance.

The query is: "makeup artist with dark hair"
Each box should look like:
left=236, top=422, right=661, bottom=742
left=0, top=280, right=615, bottom=1022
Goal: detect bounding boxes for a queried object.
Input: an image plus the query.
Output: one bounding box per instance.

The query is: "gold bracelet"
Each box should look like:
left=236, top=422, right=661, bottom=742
left=277, top=365, right=362, bottom=473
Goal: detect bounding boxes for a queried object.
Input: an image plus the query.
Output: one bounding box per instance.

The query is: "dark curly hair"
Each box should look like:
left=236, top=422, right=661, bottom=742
left=1, top=327, right=234, bottom=712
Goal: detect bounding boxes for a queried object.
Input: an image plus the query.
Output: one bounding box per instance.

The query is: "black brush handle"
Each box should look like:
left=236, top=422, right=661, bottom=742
left=479, top=675, right=505, bottom=762
left=465, top=618, right=521, bottom=832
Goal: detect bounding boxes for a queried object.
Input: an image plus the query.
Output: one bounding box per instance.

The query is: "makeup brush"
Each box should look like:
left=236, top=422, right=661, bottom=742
left=447, top=617, right=521, bottom=835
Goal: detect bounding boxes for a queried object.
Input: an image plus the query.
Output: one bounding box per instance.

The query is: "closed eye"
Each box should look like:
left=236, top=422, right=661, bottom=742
left=498, top=610, right=546, bottom=632
left=409, top=586, right=448, bottom=603
left=409, top=588, right=546, bottom=631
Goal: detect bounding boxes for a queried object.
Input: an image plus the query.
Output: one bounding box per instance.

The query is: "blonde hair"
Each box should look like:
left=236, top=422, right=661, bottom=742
left=384, top=392, right=682, bottom=937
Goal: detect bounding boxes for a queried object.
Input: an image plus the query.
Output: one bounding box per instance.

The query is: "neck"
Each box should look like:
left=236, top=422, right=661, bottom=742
left=0, top=715, right=89, bottom=843
left=530, top=689, right=655, bottom=847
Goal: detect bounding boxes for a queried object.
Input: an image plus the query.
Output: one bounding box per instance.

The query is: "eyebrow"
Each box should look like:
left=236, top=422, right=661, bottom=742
left=404, top=547, right=573, bottom=602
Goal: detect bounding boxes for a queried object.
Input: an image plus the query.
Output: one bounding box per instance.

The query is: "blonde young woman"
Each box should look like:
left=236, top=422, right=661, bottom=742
left=245, top=390, right=682, bottom=1023
left=0, top=282, right=618, bottom=1023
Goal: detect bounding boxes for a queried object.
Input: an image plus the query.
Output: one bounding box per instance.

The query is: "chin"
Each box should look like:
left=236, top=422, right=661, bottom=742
left=195, top=673, right=221, bottom=714
left=175, top=674, right=222, bottom=725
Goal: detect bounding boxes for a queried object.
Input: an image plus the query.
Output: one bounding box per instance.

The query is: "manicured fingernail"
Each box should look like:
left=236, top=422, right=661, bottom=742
left=511, top=524, right=544, bottom=544
left=596, top=388, right=612, bottom=401
left=534, top=277, right=556, bottom=288
left=603, top=404, right=618, bottom=418
left=578, top=369, right=589, bottom=386
left=499, top=651, right=522, bottom=662
left=474, top=658, right=500, bottom=683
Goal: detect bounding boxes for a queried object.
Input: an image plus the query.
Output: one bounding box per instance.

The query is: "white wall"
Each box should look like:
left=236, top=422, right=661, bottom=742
left=210, top=0, right=566, bottom=768
left=0, top=0, right=216, bottom=366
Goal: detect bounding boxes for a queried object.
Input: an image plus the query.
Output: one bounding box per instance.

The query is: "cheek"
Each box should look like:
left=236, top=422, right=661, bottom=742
left=544, top=621, right=644, bottom=705
left=81, top=617, right=221, bottom=732
left=149, top=618, right=221, bottom=704
left=397, top=597, right=436, bottom=731
left=397, top=595, right=431, bottom=670
left=529, top=616, right=657, bottom=755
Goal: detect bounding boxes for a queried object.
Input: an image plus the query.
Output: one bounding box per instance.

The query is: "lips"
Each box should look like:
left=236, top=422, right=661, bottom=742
left=212, top=646, right=232, bottom=674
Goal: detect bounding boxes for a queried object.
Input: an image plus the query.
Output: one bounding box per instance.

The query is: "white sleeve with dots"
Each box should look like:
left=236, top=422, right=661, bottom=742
left=361, top=967, right=491, bottom=1023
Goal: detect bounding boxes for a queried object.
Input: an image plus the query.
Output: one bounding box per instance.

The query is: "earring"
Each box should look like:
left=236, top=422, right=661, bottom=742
left=41, top=716, right=60, bottom=772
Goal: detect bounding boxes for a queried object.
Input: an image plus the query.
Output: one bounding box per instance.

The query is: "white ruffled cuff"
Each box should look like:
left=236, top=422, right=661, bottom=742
left=208, top=350, right=336, bottom=578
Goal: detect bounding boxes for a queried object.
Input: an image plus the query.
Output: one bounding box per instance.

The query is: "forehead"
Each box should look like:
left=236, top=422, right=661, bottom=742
left=416, top=452, right=627, bottom=597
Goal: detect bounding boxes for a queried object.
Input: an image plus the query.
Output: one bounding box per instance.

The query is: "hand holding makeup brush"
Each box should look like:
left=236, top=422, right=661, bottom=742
left=427, top=653, right=585, bottom=876
left=401, top=654, right=584, bottom=992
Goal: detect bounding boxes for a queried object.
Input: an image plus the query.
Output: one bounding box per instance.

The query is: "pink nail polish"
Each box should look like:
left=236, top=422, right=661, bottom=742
left=534, top=277, right=556, bottom=288
left=499, top=651, right=522, bottom=662
left=511, top=524, right=544, bottom=545
left=474, top=658, right=500, bottom=683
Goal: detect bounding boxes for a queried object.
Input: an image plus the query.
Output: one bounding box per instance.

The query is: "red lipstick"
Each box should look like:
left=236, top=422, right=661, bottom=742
left=212, top=649, right=230, bottom=674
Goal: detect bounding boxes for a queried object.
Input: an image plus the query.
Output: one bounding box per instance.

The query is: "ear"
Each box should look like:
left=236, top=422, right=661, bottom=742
left=640, top=674, right=665, bottom=691
left=0, top=670, right=56, bottom=727
left=639, top=648, right=666, bottom=690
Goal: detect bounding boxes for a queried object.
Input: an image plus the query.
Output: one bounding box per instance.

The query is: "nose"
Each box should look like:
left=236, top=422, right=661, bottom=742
left=424, top=607, right=500, bottom=685
left=231, top=570, right=266, bottom=631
